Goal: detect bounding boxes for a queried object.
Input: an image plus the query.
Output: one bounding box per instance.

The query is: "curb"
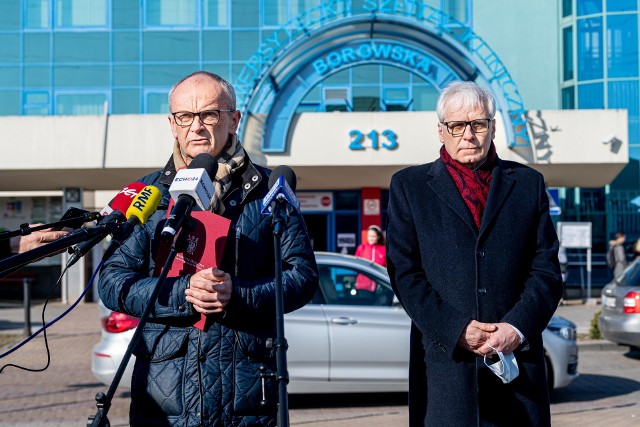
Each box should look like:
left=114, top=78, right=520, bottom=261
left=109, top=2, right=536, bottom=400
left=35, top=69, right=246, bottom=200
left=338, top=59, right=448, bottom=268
left=577, top=339, right=627, bottom=352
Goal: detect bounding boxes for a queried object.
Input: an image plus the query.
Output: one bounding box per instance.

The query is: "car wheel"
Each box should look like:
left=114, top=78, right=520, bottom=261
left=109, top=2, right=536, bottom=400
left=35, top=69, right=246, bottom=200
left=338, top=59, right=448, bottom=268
left=544, top=354, right=554, bottom=394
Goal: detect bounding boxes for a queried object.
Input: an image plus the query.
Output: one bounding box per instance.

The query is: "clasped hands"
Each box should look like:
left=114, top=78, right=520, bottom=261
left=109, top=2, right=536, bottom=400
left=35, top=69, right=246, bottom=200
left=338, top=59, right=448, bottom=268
left=185, top=267, right=232, bottom=315
left=457, top=320, right=521, bottom=356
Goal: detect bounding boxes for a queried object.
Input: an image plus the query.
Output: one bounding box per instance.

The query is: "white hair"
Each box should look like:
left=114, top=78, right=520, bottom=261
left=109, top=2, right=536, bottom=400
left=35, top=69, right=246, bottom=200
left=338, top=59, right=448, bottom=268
left=436, top=81, right=496, bottom=122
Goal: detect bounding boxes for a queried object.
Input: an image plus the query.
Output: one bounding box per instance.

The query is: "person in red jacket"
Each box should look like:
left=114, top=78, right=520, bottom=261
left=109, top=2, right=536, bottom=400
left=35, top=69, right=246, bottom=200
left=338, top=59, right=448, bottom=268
left=354, top=225, right=386, bottom=292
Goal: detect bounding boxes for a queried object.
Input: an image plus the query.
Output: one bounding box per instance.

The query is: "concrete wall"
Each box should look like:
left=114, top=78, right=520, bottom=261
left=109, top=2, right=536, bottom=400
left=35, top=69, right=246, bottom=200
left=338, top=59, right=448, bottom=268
left=474, top=0, right=560, bottom=109
left=0, top=108, right=627, bottom=194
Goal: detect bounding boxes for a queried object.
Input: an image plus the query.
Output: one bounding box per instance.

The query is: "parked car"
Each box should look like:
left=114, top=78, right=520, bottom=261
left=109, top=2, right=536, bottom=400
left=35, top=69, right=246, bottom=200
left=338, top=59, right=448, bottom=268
left=599, top=259, right=640, bottom=348
left=92, top=252, right=578, bottom=393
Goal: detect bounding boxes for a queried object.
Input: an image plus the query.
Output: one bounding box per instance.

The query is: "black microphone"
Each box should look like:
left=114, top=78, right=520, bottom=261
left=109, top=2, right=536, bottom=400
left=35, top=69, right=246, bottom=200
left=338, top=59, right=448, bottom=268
left=161, top=153, right=218, bottom=241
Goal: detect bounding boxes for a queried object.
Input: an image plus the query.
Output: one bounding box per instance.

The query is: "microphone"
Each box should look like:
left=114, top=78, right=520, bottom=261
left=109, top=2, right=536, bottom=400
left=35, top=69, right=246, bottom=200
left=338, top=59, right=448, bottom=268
left=100, top=185, right=162, bottom=262
left=261, top=166, right=300, bottom=215
left=161, top=153, right=218, bottom=241
left=66, top=182, right=147, bottom=267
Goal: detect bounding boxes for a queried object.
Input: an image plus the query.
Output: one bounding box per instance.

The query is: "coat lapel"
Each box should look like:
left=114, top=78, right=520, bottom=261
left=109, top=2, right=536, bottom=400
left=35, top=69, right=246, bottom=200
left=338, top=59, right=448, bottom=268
left=479, top=160, right=515, bottom=238
left=427, top=160, right=478, bottom=235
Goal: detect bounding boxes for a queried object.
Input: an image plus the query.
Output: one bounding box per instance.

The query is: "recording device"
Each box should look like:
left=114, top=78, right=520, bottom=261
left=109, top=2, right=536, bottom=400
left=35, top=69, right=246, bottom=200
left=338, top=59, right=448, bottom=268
left=51, top=207, right=100, bottom=231
left=100, top=185, right=162, bottom=262
left=161, top=154, right=218, bottom=241
left=261, top=165, right=300, bottom=215
left=66, top=182, right=147, bottom=267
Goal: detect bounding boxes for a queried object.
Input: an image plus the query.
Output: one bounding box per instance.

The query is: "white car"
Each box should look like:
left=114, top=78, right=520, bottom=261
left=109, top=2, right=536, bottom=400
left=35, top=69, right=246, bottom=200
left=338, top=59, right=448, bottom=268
left=92, top=252, right=578, bottom=393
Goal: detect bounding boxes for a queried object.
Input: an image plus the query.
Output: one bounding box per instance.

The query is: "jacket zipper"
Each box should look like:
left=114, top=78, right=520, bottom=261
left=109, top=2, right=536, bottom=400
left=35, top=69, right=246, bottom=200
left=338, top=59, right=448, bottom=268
left=196, top=331, right=204, bottom=425
left=235, top=225, right=241, bottom=277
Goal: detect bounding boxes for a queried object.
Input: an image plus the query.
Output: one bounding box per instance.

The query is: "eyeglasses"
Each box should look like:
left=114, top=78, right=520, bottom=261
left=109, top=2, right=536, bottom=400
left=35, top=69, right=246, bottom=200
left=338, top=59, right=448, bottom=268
left=171, top=109, right=235, bottom=127
left=441, top=118, right=492, bottom=137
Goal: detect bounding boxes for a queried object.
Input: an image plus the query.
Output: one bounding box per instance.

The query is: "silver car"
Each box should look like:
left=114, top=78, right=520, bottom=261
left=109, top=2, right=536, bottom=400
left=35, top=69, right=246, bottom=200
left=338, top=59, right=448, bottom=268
left=92, top=252, right=578, bottom=392
left=599, top=259, right=640, bottom=348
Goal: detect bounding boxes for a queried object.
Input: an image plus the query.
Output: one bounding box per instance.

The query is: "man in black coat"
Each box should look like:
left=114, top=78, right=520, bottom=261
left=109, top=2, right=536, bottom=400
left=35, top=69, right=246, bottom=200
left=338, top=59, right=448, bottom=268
left=387, top=81, right=563, bottom=426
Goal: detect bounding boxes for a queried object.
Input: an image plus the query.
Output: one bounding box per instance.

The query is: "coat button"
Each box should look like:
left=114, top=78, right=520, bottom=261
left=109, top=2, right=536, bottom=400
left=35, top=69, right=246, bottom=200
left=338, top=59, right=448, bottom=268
left=478, top=287, right=487, bottom=294
left=199, top=355, right=206, bottom=363
left=477, top=250, right=485, bottom=258
left=178, top=305, right=186, bottom=312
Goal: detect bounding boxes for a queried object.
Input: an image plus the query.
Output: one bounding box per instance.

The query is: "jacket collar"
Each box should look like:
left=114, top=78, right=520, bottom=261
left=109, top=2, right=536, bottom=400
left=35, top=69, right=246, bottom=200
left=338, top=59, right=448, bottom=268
left=159, top=153, right=265, bottom=205
left=427, top=157, right=515, bottom=238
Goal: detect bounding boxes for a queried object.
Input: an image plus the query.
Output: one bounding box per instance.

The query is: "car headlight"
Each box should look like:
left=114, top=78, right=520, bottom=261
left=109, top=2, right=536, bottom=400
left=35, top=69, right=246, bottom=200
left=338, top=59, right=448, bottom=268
left=547, top=324, right=577, bottom=341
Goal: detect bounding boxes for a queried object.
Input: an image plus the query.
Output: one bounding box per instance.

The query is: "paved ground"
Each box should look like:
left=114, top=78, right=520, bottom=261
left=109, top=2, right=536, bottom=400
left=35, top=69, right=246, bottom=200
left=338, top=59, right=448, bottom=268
left=0, top=298, right=638, bottom=426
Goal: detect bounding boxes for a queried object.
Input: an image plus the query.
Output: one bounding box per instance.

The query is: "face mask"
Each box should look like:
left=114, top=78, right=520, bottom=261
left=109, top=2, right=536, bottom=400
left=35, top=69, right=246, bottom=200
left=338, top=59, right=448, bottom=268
left=483, top=345, right=519, bottom=384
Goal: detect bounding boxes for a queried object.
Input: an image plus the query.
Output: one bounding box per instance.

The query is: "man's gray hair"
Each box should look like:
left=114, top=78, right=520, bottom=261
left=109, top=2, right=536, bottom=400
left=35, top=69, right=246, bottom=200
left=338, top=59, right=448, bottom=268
left=436, top=81, right=496, bottom=122
left=168, top=71, right=237, bottom=111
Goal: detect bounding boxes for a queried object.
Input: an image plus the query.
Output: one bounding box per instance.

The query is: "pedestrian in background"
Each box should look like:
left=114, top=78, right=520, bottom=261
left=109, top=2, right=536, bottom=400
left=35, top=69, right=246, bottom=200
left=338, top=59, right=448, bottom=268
left=354, top=225, right=386, bottom=292
left=607, top=231, right=627, bottom=278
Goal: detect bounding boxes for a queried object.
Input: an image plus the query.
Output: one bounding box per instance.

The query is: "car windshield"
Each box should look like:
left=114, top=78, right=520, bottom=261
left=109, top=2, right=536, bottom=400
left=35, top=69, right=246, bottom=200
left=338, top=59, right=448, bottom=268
left=616, top=260, right=640, bottom=287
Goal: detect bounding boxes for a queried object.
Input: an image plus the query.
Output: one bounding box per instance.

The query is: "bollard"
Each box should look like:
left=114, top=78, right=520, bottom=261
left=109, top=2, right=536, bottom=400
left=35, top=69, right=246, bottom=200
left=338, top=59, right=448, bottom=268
left=23, top=277, right=31, bottom=336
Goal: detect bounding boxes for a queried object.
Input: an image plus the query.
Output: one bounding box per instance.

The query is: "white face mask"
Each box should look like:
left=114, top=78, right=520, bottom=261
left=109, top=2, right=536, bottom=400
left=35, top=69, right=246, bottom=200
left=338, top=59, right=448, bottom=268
left=483, top=345, right=519, bottom=384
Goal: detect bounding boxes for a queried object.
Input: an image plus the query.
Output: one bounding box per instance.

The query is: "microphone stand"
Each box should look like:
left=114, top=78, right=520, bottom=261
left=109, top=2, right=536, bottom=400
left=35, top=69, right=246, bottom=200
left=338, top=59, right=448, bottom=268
left=87, top=226, right=189, bottom=427
left=0, top=225, right=115, bottom=279
left=0, top=211, right=101, bottom=242
left=270, top=199, right=290, bottom=427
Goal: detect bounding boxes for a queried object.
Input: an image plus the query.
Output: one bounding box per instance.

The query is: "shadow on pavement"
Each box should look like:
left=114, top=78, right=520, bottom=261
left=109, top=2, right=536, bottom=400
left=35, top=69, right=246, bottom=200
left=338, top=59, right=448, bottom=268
left=551, top=374, right=640, bottom=403
left=289, top=392, right=408, bottom=409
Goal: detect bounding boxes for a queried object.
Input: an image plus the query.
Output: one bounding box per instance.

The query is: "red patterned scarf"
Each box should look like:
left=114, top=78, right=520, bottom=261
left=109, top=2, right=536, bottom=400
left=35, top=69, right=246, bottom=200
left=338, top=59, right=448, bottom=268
left=440, top=143, right=497, bottom=229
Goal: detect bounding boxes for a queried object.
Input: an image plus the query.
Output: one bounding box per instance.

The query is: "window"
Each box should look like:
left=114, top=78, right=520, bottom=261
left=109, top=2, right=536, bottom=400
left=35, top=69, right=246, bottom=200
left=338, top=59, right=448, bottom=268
left=24, top=33, right=51, bottom=63
left=143, top=32, right=199, bottom=62
left=383, top=87, right=410, bottom=111
left=55, top=0, right=107, bottom=27
left=55, top=92, right=108, bottom=115
left=606, top=0, right=637, bottom=13
left=145, top=90, right=170, bottom=113
left=146, top=0, right=196, bottom=26
left=264, top=0, right=287, bottom=26
left=578, top=82, right=604, bottom=108
left=609, top=80, right=640, bottom=153
left=323, top=87, right=351, bottom=112
left=562, top=86, right=575, bottom=109
left=24, top=91, right=50, bottom=115
left=54, top=32, right=109, bottom=62
left=577, top=17, right=603, bottom=80
left=562, top=0, right=572, bottom=17
left=113, top=0, right=139, bottom=28
left=112, top=89, right=140, bottom=114
left=204, top=0, right=228, bottom=27
left=353, top=86, right=380, bottom=111
left=203, top=31, right=230, bottom=61
left=577, top=0, right=603, bottom=16
left=315, top=265, right=395, bottom=306
left=26, top=0, right=50, bottom=29
left=563, top=26, right=574, bottom=81
left=232, top=0, right=259, bottom=27
left=607, top=14, right=639, bottom=78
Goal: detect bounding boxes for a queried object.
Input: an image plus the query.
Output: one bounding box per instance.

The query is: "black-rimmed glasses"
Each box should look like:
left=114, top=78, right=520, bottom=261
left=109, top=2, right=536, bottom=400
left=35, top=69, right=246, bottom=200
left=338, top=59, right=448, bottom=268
left=171, top=109, right=235, bottom=127
left=441, top=118, right=492, bottom=137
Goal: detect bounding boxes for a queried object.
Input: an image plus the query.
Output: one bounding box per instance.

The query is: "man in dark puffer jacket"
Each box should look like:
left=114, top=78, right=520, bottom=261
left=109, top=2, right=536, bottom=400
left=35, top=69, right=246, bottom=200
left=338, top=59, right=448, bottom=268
left=99, top=71, right=318, bottom=426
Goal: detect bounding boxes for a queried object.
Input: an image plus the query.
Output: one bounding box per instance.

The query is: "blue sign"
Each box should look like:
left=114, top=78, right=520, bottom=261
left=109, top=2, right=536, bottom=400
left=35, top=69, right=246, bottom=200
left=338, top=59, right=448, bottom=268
left=547, top=188, right=561, bottom=216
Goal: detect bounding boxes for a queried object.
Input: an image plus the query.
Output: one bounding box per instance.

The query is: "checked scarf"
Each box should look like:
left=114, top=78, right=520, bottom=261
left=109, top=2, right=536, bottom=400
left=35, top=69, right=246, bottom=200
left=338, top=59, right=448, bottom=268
left=440, top=142, right=497, bottom=229
left=173, top=134, right=246, bottom=215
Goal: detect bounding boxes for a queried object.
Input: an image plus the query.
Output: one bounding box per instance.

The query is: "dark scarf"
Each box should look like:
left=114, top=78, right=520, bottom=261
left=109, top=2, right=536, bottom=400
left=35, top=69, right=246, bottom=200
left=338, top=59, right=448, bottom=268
left=440, top=143, right=497, bottom=229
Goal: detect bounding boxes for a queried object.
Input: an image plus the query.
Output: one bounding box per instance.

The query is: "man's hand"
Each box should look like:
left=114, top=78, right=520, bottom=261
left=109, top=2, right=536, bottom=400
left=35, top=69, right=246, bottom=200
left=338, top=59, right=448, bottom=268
left=457, top=320, right=497, bottom=355
left=185, top=267, right=232, bottom=314
left=477, top=322, right=522, bottom=356
left=10, top=226, right=70, bottom=254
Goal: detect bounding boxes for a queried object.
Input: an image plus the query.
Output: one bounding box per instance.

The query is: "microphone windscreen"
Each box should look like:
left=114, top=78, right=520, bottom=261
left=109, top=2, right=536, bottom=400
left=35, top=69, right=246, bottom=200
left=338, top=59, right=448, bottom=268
left=269, top=165, right=297, bottom=191
left=111, top=182, right=147, bottom=215
left=189, top=153, right=219, bottom=181
left=126, top=185, right=163, bottom=224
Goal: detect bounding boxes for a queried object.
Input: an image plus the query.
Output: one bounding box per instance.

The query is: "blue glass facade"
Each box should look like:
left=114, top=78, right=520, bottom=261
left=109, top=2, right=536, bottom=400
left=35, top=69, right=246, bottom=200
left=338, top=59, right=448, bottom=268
left=562, top=1, right=640, bottom=161
left=0, top=0, right=466, bottom=117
